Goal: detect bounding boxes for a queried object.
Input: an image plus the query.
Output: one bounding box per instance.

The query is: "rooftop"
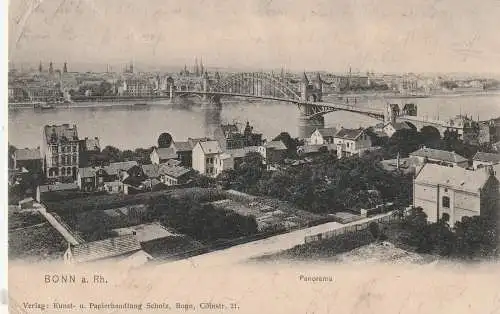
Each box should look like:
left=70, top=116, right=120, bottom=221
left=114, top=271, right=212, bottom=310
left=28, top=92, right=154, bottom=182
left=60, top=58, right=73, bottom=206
left=43, top=124, right=79, bottom=144
left=14, top=148, right=41, bottom=161
left=410, top=147, right=468, bottom=164
left=104, top=161, right=138, bottom=176
left=415, top=163, right=491, bottom=193
left=141, top=164, right=160, bottom=178
left=197, top=141, right=222, bottom=154
left=172, top=141, right=193, bottom=152
left=112, top=222, right=180, bottom=243
left=71, top=234, right=142, bottom=263
left=473, top=152, right=500, bottom=164
left=335, top=128, right=365, bottom=140
left=78, top=167, right=97, bottom=178
left=159, top=165, right=191, bottom=178
left=155, top=147, right=178, bottom=160
left=265, top=140, right=287, bottom=150
left=316, top=127, right=338, bottom=138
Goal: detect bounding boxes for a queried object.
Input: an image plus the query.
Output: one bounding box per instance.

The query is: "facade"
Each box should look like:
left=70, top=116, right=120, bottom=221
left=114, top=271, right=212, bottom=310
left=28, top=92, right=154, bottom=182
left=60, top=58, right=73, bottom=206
left=192, top=141, right=222, bottom=177
left=13, top=148, right=43, bottom=173
left=171, top=141, right=195, bottom=167
left=214, top=153, right=235, bottom=176
left=472, top=152, right=500, bottom=169
left=309, top=128, right=337, bottom=148
left=41, top=124, right=80, bottom=182
left=150, top=147, right=177, bottom=165
left=334, top=128, right=372, bottom=158
left=413, top=164, right=499, bottom=226
left=78, top=137, right=101, bottom=167
left=409, top=147, right=469, bottom=168
left=382, top=121, right=413, bottom=137
left=159, top=164, right=191, bottom=186
left=77, top=167, right=107, bottom=192
left=258, top=140, right=287, bottom=166
left=213, top=122, right=263, bottom=151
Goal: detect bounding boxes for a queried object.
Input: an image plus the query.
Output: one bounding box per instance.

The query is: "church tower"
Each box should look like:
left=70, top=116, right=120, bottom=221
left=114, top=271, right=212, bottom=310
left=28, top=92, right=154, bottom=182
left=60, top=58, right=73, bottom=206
left=39, top=61, right=43, bottom=73
left=63, top=62, right=68, bottom=73
left=49, top=62, right=54, bottom=74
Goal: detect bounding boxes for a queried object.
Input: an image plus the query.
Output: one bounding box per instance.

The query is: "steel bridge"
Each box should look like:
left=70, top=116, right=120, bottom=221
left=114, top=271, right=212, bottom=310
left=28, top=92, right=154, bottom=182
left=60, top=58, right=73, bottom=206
left=171, top=71, right=386, bottom=137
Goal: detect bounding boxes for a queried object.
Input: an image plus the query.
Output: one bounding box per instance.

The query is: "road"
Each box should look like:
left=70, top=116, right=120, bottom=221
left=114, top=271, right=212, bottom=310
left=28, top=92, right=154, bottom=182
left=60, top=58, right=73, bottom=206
left=156, top=212, right=392, bottom=271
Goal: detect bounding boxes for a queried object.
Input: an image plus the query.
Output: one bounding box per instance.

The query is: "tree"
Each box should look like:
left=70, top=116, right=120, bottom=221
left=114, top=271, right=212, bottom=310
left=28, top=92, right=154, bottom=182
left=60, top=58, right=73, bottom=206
left=101, top=146, right=122, bottom=162
left=157, top=133, right=173, bottom=148
left=387, top=128, right=422, bottom=157
left=420, top=126, right=441, bottom=146
left=273, top=132, right=299, bottom=158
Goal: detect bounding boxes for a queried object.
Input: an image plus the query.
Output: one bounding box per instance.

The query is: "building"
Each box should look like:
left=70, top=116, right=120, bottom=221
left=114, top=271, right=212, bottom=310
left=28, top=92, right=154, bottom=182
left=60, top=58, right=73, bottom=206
left=77, top=167, right=107, bottom=192
left=472, top=152, right=500, bottom=169
left=158, top=164, right=191, bottom=186
left=150, top=147, right=177, bottom=165
left=413, top=164, right=499, bottom=226
left=192, top=141, right=222, bottom=177
left=382, top=121, right=413, bottom=137
left=78, top=137, right=101, bottom=167
left=214, top=153, right=235, bottom=176
left=41, top=124, right=80, bottom=182
left=334, top=128, right=372, bottom=158
left=170, top=141, right=195, bottom=167
left=308, top=127, right=337, bottom=148
left=213, top=122, right=263, bottom=151
left=36, top=182, right=79, bottom=202
left=409, top=147, right=469, bottom=168
left=258, top=140, right=288, bottom=166
left=13, top=148, right=43, bottom=173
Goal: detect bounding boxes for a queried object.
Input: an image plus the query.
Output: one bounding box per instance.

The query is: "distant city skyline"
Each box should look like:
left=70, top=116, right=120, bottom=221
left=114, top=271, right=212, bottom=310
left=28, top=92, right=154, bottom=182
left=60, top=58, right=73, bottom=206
left=9, top=0, right=500, bottom=74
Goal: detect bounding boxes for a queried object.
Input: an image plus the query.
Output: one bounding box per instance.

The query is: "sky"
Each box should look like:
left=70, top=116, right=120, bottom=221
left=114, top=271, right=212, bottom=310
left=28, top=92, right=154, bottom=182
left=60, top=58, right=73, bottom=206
left=8, top=0, right=500, bottom=73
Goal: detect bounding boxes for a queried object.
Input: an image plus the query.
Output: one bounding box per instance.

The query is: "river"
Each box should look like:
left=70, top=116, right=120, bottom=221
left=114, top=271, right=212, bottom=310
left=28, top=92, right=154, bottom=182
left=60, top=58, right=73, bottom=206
left=8, top=93, right=500, bottom=150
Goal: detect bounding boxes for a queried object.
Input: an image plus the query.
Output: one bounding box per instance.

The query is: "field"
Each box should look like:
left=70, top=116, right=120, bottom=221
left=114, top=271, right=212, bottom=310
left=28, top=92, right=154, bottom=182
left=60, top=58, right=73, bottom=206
left=9, top=223, right=67, bottom=262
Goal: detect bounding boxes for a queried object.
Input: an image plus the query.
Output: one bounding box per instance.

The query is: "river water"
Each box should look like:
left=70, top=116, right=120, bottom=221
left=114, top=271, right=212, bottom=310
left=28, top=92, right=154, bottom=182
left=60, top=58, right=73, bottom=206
left=8, top=93, right=500, bottom=150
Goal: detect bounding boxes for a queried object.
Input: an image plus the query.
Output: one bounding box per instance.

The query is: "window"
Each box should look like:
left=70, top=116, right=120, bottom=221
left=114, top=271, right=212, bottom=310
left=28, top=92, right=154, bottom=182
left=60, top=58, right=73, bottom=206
left=442, top=196, right=450, bottom=208
left=72, top=155, right=77, bottom=164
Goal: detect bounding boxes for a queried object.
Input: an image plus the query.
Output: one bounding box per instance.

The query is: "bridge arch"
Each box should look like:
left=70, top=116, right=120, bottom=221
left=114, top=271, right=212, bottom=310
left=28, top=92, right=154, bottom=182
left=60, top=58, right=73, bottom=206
left=211, top=72, right=301, bottom=101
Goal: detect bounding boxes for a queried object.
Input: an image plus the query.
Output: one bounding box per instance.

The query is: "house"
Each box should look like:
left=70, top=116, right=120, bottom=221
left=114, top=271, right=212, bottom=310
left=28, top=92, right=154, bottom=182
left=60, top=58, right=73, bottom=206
left=63, top=234, right=142, bottom=264
left=472, top=152, right=500, bottom=169
left=77, top=167, right=106, bottom=192
left=334, top=128, right=372, bottom=158
left=141, top=164, right=160, bottom=179
left=150, top=147, right=177, bottom=165
left=213, top=122, right=263, bottom=151
left=158, top=164, right=191, bottom=186
left=258, top=140, right=288, bottom=166
left=13, top=148, right=43, bottom=173
left=171, top=141, right=195, bottom=167
left=382, top=121, right=413, bottom=137
left=78, top=137, right=101, bottom=167
left=413, top=164, right=499, bottom=226
left=214, top=153, right=235, bottom=176
left=40, top=124, right=80, bottom=182
left=409, top=147, right=468, bottom=168
left=103, top=181, right=127, bottom=194
left=103, top=161, right=140, bottom=181
left=36, top=182, right=79, bottom=202
left=308, top=127, right=337, bottom=148
left=192, top=141, right=222, bottom=177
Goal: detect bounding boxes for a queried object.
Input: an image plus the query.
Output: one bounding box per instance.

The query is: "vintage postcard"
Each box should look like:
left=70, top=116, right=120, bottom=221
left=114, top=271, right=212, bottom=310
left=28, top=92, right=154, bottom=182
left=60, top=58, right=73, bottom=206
left=5, top=0, right=500, bottom=313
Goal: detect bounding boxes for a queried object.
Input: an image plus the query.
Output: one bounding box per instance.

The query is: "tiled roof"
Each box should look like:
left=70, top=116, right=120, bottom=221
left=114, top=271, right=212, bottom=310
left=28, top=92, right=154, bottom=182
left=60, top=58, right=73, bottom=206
left=14, top=148, right=41, bottom=161
left=335, top=128, right=365, bottom=140
left=265, top=140, right=287, bottom=150
left=410, top=148, right=468, bottom=164
left=317, top=127, right=338, bottom=138
left=172, top=141, right=193, bottom=152
left=71, top=234, right=142, bottom=263
left=415, top=163, right=490, bottom=193
left=473, top=152, right=500, bottom=163
left=112, top=222, right=179, bottom=243
left=155, top=147, right=177, bottom=160
left=188, top=137, right=211, bottom=147
left=163, top=159, right=182, bottom=167
left=104, top=161, right=138, bottom=175
left=198, top=141, right=222, bottom=154
left=141, top=164, right=160, bottom=178
left=227, top=146, right=260, bottom=158
left=44, top=124, right=79, bottom=144
left=159, top=165, right=191, bottom=178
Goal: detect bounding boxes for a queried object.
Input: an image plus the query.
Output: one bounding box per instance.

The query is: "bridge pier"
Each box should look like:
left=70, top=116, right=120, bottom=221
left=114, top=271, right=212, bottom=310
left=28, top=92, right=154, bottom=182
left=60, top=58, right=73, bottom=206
left=298, top=104, right=325, bottom=139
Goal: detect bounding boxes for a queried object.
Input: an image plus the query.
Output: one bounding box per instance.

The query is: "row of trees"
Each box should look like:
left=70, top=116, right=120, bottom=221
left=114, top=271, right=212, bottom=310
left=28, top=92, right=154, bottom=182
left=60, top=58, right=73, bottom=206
left=398, top=207, right=498, bottom=259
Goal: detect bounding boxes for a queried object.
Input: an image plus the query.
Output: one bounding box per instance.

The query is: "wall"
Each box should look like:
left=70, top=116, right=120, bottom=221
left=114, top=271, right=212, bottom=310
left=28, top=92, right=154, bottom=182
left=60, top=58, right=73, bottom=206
left=191, top=145, right=206, bottom=175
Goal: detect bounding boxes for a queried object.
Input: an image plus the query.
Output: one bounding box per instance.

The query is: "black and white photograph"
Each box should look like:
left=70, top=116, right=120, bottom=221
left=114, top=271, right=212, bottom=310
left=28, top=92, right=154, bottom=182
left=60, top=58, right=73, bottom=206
left=4, top=1, right=500, bottom=313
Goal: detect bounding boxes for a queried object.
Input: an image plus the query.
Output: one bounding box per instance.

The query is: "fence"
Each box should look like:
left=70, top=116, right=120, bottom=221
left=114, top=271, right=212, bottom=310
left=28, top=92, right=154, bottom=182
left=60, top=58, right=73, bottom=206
left=304, top=212, right=400, bottom=244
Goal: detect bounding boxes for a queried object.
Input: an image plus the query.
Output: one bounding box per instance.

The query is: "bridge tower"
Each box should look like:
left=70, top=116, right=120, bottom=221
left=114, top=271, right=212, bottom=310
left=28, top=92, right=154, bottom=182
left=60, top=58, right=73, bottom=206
left=202, top=71, right=210, bottom=101
left=385, top=103, right=400, bottom=124
left=312, top=72, right=323, bottom=102
left=300, top=72, right=310, bottom=102
left=298, top=104, right=325, bottom=139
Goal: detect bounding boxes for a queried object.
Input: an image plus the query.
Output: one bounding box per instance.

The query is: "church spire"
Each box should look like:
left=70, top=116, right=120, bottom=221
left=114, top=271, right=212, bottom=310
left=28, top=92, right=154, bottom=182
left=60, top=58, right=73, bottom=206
left=200, top=57, right=204, bottom=75
left=38, top=61, right=43, bottom=73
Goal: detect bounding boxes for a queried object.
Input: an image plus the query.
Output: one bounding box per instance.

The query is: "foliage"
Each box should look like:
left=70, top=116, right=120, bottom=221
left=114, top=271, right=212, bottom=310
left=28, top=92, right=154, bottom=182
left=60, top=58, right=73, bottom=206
left=272, top=132, right=301, bottom=158
left=100, top=145, right=154, bottom=163
left=158, top=133, right=173, bottom=148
